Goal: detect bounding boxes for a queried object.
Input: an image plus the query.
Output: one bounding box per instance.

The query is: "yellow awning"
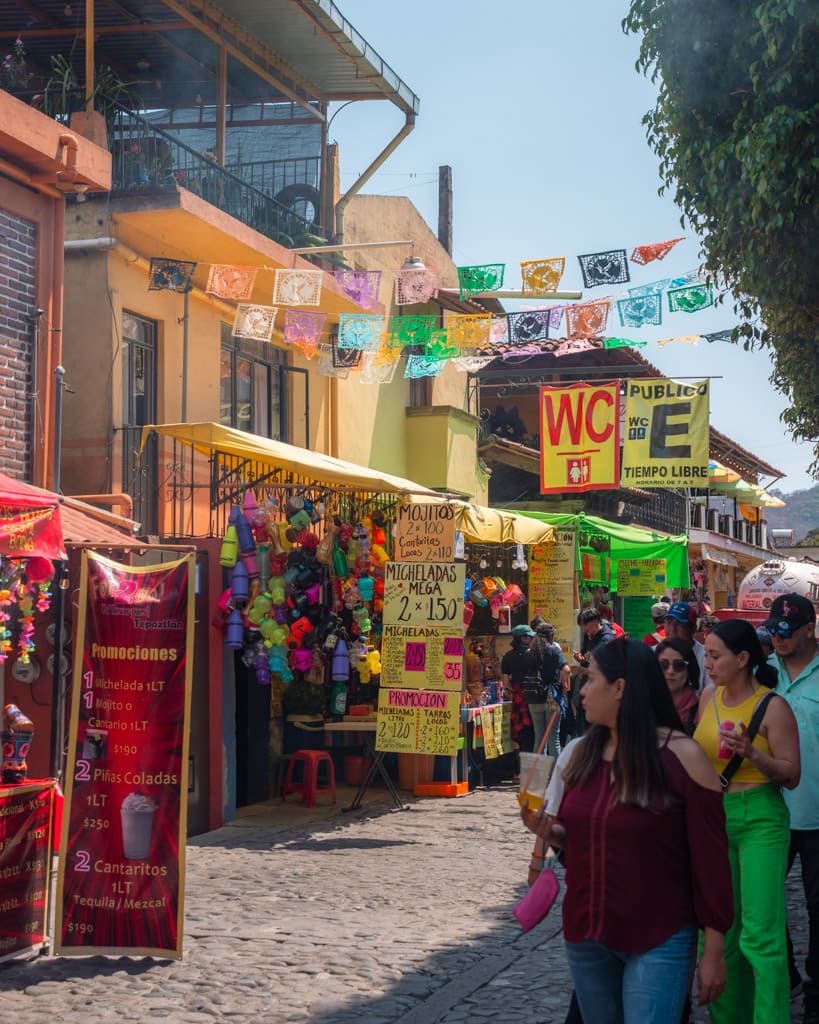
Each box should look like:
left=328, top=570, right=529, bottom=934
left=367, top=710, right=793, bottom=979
left=407, top=495, right=555, bottom=546
left=141, top=422, right=443, bottom=498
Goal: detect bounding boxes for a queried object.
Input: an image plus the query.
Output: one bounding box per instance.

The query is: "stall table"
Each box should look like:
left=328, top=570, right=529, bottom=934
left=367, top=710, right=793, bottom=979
left=322, top=721, right=407, bottom=812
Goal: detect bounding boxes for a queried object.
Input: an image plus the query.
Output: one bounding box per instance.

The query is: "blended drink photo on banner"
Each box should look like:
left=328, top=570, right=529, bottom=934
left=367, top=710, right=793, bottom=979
left=55, top=552, right=195, bottom=959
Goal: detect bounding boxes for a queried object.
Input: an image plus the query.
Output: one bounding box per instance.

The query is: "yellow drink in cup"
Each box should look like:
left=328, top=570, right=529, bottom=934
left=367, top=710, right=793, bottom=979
left=518, top=752, right=555, bottom=813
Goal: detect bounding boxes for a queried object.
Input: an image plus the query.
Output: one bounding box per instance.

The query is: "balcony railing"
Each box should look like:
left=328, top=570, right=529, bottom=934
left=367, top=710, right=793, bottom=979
left=689, top=503, right=770, bottom=549
left=108, top=105, right=322, bottom=248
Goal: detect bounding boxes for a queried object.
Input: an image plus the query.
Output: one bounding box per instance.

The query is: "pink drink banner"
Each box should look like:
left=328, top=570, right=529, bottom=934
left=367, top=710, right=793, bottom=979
left=0, top=781, right=55, bottom=961
left=55, top=552, right=195, bottom=958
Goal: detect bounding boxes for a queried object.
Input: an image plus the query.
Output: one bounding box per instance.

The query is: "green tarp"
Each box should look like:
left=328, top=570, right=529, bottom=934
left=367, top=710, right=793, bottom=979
left=509, top=510, right=689, bottom=591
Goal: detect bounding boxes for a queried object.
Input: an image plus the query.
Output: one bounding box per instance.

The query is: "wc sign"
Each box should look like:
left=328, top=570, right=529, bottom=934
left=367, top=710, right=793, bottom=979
left=539, top=382, right=620, bottom=493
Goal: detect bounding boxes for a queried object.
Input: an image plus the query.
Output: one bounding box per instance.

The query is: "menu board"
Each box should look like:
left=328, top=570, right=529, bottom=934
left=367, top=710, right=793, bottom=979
left=375, top=688, right=460, bottom=756
left=528, top=528, right=577, bottom=647
left=616, top=558, right=667, bottom=596
left=381, top=626, right=464, bottom=690
left=622, top=596, right=656, bottom=640
left=56, top=552, right=194, bottom=959
left=394, top=503, right=457, bottom=562
left=383, top=562, right=466, bottom=628
left=0, top=781, right=54, bottom=961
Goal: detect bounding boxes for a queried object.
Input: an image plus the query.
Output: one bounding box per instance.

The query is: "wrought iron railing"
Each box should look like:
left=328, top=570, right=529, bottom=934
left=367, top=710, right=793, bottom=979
left=108, top=105, right=322, bottom=247
left=120, top=425, right=158, bottom=536
left=225, top=156, right=320, bottom=202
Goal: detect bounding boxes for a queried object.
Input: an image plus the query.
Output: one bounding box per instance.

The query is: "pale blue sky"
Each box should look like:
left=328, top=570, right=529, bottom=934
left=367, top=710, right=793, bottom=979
left=332, top=0, right=815, bottom=493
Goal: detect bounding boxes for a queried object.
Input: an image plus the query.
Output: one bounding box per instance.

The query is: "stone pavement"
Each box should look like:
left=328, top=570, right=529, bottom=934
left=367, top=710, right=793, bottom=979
left=0, top=781, right=810, bottom=1023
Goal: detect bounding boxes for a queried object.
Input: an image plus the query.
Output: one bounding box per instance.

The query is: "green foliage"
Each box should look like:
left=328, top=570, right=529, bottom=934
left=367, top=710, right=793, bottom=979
left=624, top=1, right=819, bottom=475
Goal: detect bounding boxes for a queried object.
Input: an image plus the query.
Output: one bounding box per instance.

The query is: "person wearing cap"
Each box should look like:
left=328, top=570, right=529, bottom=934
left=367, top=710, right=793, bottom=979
left=767, top=593, right=819, bottom=1022
left=501, top=625, right=536, bottom=753
left=642, top=602, right=669, bottom=647
left=665, top=601, right=712, bottom=691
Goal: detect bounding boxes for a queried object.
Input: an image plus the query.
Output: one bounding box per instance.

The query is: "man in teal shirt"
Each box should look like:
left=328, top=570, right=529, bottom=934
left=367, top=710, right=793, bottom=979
left=768, top=593, right=819, bottom=1024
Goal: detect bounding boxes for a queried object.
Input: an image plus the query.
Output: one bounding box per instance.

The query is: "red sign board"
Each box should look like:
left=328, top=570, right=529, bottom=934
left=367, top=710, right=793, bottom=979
left=56, top=552, right=195, bottom=958
left=0, top=781, right=55, bottom=961
left=539, top=382, right=620, bottom=493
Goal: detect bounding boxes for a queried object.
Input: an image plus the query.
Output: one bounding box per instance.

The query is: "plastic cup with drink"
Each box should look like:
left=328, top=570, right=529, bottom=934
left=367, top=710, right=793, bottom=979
left=120, top=792, right=158, bottom=859
left=717, top=720, right=743, bottom=760
left=517, top=751, right=555, bottom=812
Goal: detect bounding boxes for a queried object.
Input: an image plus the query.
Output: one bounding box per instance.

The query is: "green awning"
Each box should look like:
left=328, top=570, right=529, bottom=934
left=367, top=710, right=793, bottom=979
left=508, top=510, right=690, bottom=591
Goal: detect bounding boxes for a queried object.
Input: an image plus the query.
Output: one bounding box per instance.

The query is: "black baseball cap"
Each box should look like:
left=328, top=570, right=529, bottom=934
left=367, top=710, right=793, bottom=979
left=764, top=594, right=816, bottom=631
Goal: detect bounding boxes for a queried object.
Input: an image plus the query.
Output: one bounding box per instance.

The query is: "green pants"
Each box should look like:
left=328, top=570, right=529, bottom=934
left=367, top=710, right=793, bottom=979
left=708, top=785, right=790, bottom=1024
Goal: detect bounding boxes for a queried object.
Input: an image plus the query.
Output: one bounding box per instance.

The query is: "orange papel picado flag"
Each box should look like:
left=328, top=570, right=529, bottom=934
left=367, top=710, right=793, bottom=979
left=620, top=378, right=709, bottom=488
left=539, top=382, right=620, bottom=494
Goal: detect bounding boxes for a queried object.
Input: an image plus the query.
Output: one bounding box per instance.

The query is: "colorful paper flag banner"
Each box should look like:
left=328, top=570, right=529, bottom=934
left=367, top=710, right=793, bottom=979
left=272, top=268, right=322, bottom=306
left=603, top=337, right=647, bottom=349
left=617, top=293, right=663, bottom=328
left=668, top=282, right=714, bottom=313
left=205, top=264, right=257, bottom=301
left=548, top=307, right=564, bottom=331
left=425, top=329, right=460, bottom=361
left=404, top=354, right=445, bottom=379
left=702, top=329, right=734, bottom=344
left=457, top=263, right=505, bottom=299
left=317, top=343, right=351, bottom=379
left=451, top=354, right=494, bottom=372
left=390, top=315, right=436, bottom=349
left=374, top=334, right=402, bottom=367
left=630, top=237, right=685, bottom=265
left=148, top=258, right=196, bottom=293
left=565, top=299, right=610, bottom=337
left=506, top=310, right=551, bottom=344
left=490, top=317, right=508, bottom=345
left=333, top=269, right=382, bottom=310
left=283, top=309, right=326, bottom=348
left=577, top=250, right=630, bottom=289
left=360, top=350, right=400, bottom=384
left=394, top=267, right=441, bottom=305
left=628, top=279, right=669, bottom=297
left=332, top=340, right=363, bottom=369
left=337, top=314, right=384, bottom=350
left=520, top=257, right=565, bottom=294
left=553, top=338, right=602, bottom=356
left=233, top=304, right=277, bottom=342
left=447, top=313, right=493, bottom=349
left=657, top=335, right=700, bottom=347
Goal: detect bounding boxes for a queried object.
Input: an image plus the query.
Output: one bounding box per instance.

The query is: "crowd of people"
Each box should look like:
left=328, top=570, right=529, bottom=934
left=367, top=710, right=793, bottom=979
left=516, top=592, right=819, bottom=1024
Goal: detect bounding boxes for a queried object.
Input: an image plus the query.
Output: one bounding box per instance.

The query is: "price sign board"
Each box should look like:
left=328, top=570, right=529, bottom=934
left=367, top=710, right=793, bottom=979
left=394, top=503, right=457, bottom=562
left=376, top=689, right=460, bottom=756
left=528, top=529, right=577, bottom=648
left=0, top=781, right=55, bottom=961
left=55, top=551, right=195, bottom=959
left=381, top=626, right=464, bottom=690
left=383, top=562, right=465, bottom=628
left=616, top=558, right=667, bottom=596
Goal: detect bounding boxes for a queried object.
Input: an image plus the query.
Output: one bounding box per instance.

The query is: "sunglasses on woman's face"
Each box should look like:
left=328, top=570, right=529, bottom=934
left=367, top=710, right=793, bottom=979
left=658, top=659, right=688, bottom=673
left=766, top=621, right=797, bottom=639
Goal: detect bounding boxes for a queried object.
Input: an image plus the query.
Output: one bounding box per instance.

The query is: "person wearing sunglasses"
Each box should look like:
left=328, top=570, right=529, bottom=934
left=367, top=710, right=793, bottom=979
left=767, top=594, right=819, bottom=1023
left=694, top=618, right=801, bottom=1024
left=656, top=638, right=701, bottom=735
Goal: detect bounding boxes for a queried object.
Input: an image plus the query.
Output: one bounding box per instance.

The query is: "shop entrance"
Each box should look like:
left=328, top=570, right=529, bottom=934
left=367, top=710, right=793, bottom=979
left=235, top=657, right=271, bottom=807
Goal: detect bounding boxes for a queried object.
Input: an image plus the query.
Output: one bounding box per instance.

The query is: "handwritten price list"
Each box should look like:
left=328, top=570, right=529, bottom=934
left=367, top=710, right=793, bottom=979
left=529, top=530, right=577, bottom=647
left=382, top=626, right=464, bottom=690
left=394, top=503, right=456, bottom=562
left=376, top=689, right=461, bottom=756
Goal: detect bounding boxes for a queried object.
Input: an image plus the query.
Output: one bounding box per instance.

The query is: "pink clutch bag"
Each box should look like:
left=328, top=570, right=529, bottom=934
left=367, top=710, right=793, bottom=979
left=513, top=866, right=560, bottom=931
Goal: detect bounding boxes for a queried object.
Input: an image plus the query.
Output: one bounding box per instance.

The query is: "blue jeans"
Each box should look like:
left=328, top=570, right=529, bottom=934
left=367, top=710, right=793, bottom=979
left=529, top=702, right=560, bottom=757
left=565, top=924, right=696, bottom=1024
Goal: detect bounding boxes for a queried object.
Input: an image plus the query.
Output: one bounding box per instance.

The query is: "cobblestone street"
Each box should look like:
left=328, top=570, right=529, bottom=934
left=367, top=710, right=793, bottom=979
left=0, top=784, right=810, bottom=1023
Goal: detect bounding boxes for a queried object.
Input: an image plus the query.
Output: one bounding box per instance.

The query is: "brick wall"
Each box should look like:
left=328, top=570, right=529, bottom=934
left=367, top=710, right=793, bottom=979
left=0, top=208, right=37, bottom=480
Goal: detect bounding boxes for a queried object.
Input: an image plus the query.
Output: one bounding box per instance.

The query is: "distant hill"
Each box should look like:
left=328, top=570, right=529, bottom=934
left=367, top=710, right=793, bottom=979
left=765, top=484, right=819, bottom=542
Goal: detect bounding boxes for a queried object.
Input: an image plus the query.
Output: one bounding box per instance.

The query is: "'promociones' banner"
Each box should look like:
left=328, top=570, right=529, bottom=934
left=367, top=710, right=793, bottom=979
left=55, top=552, right=195, bottom=959
left=540, top=383, right=620, bottom=493
left=620, top=379, right=709, bottom=488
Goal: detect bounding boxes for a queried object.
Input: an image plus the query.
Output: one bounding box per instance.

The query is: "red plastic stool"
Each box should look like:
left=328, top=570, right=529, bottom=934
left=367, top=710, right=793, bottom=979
left=281, top=749, right=336, bottom=808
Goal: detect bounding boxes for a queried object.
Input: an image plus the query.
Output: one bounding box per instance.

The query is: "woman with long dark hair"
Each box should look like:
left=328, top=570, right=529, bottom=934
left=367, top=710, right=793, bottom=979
left=656, top=637, right=700, bottom=735
left=694, top=618, right=800, bottom=1024
left=521, top=637, right=733, bottom=1023
left=524, top=620, right=570, bottom=756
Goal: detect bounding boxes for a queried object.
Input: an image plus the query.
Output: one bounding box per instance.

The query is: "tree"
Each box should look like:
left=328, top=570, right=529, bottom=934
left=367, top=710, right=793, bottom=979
left=624, top=1, right=819, bottom=475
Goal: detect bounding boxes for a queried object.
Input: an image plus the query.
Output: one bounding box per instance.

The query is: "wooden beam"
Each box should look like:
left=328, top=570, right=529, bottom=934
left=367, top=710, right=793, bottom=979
left=157, top=0, right=324, bottom=120
left=0, top=22, right=190, bottom=37
left=84, top=0, right=94, bottom=110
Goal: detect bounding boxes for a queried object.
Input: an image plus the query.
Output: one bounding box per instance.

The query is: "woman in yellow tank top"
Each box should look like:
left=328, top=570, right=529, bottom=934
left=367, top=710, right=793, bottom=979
left=694, top=618, right=800, bottom=1024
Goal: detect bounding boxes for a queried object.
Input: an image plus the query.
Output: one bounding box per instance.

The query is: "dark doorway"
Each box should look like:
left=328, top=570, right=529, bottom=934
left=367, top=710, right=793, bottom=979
left=235, top=657, right=271, bottom=807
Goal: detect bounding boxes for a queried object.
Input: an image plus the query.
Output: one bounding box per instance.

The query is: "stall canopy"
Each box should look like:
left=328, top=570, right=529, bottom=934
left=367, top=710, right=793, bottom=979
left=407, top=495, right=555, bottom=546
left=510, top=510, right=689, bottom=590
left=142, top=423, right=446, bottom=498
left=0, top=471, right=66, bottom=560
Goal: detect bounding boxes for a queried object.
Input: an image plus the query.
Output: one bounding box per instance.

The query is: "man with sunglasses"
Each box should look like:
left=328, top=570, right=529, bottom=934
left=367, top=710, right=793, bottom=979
left=768, top=593, right=819, bottom=1023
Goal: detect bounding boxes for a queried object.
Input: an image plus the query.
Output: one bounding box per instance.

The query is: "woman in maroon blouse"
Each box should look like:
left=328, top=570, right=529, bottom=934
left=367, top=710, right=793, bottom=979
left=521, top=637, right=733, bottom=1023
